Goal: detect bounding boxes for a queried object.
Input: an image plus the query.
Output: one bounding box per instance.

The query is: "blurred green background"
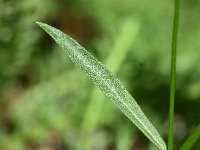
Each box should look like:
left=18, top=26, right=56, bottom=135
left=0, top=0, right=200, bottom=149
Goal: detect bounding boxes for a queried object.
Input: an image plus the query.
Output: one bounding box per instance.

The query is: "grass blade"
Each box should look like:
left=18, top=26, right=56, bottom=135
left=180, top=124, right=200, bottom=150
left=36, top=22, right=167, bottom=150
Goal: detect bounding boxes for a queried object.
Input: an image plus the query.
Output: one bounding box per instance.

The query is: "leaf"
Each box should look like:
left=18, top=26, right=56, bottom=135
left=77, top=20, right=139, bottom=150
left=180, top=123, right=200, bottom=150
left=36, top=22, right=167, bottom=150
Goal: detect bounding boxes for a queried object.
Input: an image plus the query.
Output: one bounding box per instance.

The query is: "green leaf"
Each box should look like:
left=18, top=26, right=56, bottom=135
left=180, top=123, right=200, bottom=150
left=36, top=22, right=167, bottom=150
left=77, top=19, right=139, bottom=150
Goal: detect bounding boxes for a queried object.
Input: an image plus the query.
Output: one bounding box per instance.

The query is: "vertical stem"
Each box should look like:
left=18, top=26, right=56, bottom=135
left=168, top=0, right=180, bottom=150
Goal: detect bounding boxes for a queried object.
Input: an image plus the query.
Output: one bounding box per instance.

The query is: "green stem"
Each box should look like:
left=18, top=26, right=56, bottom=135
left=168, top=0, right=181, bottom=150
left=179, top=124, right=200, bottom=150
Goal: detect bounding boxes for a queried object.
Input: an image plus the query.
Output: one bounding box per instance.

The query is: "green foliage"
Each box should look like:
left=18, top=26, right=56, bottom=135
left=0, top=0, right=55, bottom=92
left=37, top=22, right=166, bottom=150
left=180, top=124, right=200, bottom=150
left=77, top=19, right=139, bottom=150
left=1, top=0, right=200, bottom=149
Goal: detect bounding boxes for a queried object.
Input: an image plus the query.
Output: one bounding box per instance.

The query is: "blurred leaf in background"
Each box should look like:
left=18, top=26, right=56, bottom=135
left=0, top=0, right=200, bottom=150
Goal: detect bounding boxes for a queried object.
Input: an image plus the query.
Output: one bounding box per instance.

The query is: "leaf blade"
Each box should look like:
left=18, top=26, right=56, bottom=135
left=180, top=123, right=200, bottom=150
left=36, top=22, right=167, bottom=150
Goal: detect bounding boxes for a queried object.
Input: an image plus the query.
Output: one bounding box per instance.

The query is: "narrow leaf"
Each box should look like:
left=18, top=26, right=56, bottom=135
left=77, top=20, right=139, bottom=150
left=36, top=22, right=167, bottom=150
left=180, top=123, right=200, bottom=150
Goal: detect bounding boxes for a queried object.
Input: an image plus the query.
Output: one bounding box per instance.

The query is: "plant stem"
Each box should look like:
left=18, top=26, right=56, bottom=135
left=168, top=0, right=180, bottom=149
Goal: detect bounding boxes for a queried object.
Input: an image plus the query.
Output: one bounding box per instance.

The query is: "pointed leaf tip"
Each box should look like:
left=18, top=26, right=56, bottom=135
left=36, top=21, right=44, bottom=26
left=36, top=22, right=49, bottom=30
left=36, top=21, right=43, bottom=26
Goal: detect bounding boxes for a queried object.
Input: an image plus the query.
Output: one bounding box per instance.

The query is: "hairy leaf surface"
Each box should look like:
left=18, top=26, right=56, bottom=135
left=37, top=22, right=167, bottom=150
